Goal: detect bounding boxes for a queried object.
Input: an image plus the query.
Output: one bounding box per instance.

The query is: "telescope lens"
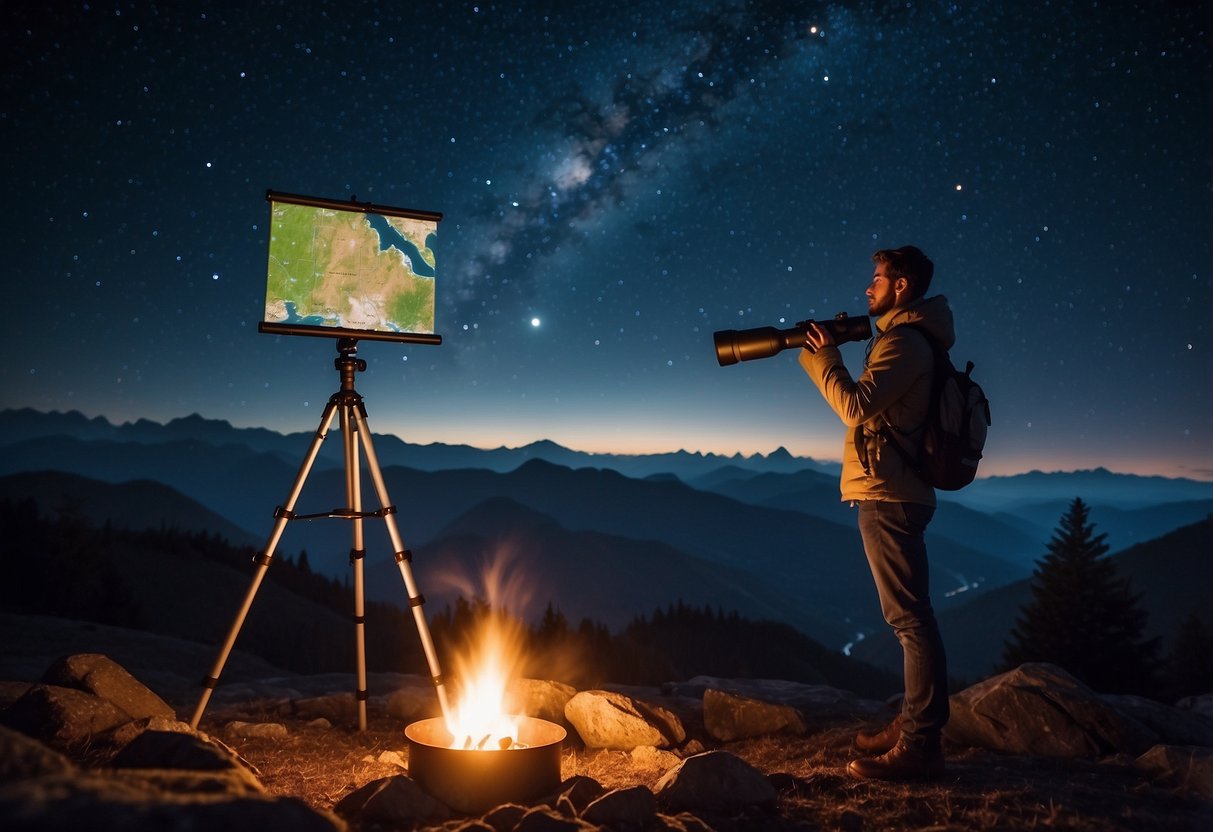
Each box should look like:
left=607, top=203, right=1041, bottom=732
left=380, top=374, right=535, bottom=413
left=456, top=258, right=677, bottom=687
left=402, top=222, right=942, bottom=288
left=713, top=330, right=741, bottom=366
left=713, top=327, right=786, bottom=366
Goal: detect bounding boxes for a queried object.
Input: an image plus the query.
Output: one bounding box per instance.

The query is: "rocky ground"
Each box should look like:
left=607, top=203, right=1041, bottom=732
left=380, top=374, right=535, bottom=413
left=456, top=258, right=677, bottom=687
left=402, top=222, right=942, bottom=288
left=0, top=623, right=1210, bottom=831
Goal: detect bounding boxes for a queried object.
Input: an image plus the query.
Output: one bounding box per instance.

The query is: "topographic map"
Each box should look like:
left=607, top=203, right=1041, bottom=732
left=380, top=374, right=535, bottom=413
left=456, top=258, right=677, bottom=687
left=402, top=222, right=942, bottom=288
left=264, top=201, right=437, bottom=334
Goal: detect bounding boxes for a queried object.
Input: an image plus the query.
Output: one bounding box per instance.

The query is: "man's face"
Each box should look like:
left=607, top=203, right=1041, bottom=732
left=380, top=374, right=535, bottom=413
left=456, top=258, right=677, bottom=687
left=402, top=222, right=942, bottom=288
left=866, top=262, right=901, bottom=316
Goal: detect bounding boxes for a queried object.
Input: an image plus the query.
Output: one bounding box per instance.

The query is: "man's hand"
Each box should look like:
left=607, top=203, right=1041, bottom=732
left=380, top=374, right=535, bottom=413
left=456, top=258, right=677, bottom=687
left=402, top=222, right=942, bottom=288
left=804, top=321, right=837, bottom=353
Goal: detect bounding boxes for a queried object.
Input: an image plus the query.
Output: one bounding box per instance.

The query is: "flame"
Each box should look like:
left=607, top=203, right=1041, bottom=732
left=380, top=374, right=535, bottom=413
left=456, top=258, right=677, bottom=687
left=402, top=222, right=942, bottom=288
left=433, top=549, right=539, bottom=750
left=444, top=605, right=528, bottom=750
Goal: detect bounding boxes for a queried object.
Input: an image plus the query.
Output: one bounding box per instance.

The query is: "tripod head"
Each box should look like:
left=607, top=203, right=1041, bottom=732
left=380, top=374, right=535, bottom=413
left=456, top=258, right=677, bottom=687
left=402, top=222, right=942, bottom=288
left=334, top=338, right=368, bottom=397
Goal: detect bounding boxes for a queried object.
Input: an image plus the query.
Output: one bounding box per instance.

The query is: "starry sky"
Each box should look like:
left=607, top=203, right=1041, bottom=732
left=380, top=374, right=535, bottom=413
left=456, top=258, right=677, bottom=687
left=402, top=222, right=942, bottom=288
left=3, top=1, right=1210, bottom=479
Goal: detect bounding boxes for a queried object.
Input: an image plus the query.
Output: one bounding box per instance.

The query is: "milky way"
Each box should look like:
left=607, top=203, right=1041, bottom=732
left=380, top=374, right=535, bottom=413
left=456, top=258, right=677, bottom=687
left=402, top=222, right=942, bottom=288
left=2, top=1, right=1209, bottom=478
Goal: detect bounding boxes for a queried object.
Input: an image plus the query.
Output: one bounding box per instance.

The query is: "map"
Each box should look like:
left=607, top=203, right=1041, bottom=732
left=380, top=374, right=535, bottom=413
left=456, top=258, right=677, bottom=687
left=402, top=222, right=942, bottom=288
left=264, top=200, right=437, bottom=335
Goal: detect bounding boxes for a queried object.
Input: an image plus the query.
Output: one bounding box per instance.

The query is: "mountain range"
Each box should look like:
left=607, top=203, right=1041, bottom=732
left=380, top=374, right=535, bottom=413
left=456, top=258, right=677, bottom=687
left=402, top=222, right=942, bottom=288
left=0, top=407, right=1209, bottom=675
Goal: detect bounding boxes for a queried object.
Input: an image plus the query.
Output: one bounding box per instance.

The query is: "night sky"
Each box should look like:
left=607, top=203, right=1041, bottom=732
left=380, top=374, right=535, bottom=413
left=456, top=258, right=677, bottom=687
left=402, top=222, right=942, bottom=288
left=3, top=1, right=1210, bottom=479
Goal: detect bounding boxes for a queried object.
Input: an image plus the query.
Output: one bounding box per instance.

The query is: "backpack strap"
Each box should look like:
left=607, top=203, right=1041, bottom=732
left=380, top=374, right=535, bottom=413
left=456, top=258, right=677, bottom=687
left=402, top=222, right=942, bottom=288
left=872, top=323, right=944, bottom=475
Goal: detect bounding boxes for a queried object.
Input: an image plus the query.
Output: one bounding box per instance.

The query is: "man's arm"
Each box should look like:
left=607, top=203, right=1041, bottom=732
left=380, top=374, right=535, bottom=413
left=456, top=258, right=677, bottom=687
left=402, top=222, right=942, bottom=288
left=800, top=330, right=926, bottom=427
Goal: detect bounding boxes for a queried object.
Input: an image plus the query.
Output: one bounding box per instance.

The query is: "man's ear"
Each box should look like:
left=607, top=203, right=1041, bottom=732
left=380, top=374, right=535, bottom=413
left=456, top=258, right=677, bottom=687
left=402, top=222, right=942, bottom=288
left=895, top=277, right=908, bottom=295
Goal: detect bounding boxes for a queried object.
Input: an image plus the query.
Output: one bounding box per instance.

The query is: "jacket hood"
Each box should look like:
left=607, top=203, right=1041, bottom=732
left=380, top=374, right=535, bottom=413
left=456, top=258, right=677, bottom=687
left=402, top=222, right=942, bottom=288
left=876, top=294, right=955, bottom=350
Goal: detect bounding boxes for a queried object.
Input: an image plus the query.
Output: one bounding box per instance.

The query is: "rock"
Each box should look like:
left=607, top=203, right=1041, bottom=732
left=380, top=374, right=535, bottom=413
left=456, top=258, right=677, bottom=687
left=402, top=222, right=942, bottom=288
left=0, top=724, right=74, bottom=780
left=653, top=812, right=716, bottom=831
left=42, top=653, right=175, bottom=721
left=450, top=821, right=496, bottom=832
left=375, top=749, right=407, bottom=768
left=386, top=684, right=441, bottom=723
left=565, top=690, right=685, bottom=750
left=583, top=785, right=658, bottom=826
left=1103, top=694, right=1213, bottom=747
left=1, top=683, right=131, bottom=749
left=1177, top=693, right=1213, bottom=721
left=514, top=806, right=589, bottom=831
left=542, top=775, right=605, bottom=813
left=334, top=775, right=452, bottom=825
left=226, top=720, right=290, bottom=739
left=508, top=678, right=577, bottom=726
left=1135, top=744, right=1213, bottom=798
left=0, top=680, right=33, bottom=710
left=107, top=766, right=266, bottom=797
left=111, top=729, right=258, bottom=779
left=945, top=663, right=1158, bottom=757
left=106, top=715, right=196, bottom=749
left=0, top=771, right=346, bottom=831
left=481, top=802, right=528, bottom=830
left=631, top=745, right=681, bottom=771
left=654, top=750, right=777, bottom=814
left=294, top=692, right=358, bottom=723
left=667, top=676, right=886, bottom=723
left=703, top=688, right=807, bottom=741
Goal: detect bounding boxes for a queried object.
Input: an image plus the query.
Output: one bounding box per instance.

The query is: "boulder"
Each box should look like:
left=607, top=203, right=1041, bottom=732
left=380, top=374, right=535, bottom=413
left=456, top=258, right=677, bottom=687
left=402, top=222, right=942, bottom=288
left=1, top=683, right=131, bottom=749
left=630, top=745, right=682, bottom=771
left=0, top=680, right=33, bottom=710
left=945, top=663, right=1158, bottom=758
left=565, top=690, right=685, bottom=750
left=583, top=785, right=658, bottom=826
left=653, top=812, right=716, bottom=832
left=508, top=678, right=577, bottom=727
left=482, top=803, right=528, bottom=830
left=334, top=775, right=452, bottom=825
left=667, top=676, right=886, bottom=724
left=513, top=806, right=589, bottom=831
left=653, top=750, right=776, bottom=814
left=1135, top=744, right=1213, bottom=798
left=42, top=653, right=175, bottom=721
left=703, top=688, right=807, bottom=741
left=0, top=724, right=74, bottom=780
left=1102, top=694, right=1213, bottom=747
left=106, top=715, right=196, bottom=749
left=1177, top=693, right=1213, bottom=722
left=0, top=771, right=345, bottom=831
left=541, top=775, right=605, bottom=814
left=226, top=720, right=290, bottom=740
left=294, top=692, right=358, bottom=723
left=386, top=683, right=441, bottom=723
left=111, top=729, right=259, bottom=781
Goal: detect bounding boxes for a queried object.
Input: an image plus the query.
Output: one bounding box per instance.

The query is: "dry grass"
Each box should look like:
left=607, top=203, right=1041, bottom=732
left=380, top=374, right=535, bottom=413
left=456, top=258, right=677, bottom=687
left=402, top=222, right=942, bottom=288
left=212, top=709, right=1211, bottom=831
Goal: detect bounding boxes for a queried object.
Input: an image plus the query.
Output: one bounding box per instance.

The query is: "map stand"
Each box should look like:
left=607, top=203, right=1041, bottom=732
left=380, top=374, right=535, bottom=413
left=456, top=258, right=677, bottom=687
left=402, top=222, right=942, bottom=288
left=189, top=337, right=451, bottom=731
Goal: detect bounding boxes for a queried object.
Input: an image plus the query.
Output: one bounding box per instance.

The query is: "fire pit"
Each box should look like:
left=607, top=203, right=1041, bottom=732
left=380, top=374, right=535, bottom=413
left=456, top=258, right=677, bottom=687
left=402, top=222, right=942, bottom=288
left=405, top=715, right=566, bottom=814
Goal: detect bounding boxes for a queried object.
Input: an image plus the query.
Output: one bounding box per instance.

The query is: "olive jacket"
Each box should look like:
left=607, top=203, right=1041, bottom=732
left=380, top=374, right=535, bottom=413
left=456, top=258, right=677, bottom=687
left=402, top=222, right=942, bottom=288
left=799, top=294, right=956, bottom=507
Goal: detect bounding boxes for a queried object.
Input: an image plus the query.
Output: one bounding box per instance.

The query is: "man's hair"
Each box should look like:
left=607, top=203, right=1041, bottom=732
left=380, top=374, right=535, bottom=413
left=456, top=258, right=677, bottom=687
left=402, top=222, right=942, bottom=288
left=873, top=246, right=934, bottom=300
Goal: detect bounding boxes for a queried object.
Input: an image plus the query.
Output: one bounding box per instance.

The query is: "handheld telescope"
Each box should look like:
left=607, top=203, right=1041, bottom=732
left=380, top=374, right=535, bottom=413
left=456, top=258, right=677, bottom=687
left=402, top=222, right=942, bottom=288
left=713, top=313, right=872, bottom=366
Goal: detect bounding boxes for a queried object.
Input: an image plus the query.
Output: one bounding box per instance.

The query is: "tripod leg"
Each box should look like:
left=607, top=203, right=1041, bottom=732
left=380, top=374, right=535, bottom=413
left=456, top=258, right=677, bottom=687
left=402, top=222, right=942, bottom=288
left=352, top=406, right=452, bottom=723
left=342, top=403, right=370, bottom=731
left=188, top=402, right=340, bottom=729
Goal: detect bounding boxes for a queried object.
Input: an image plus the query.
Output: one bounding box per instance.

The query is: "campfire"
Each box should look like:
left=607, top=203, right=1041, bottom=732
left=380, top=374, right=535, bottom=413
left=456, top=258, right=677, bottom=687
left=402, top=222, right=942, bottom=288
left=404, top=600, right=565, bottom=814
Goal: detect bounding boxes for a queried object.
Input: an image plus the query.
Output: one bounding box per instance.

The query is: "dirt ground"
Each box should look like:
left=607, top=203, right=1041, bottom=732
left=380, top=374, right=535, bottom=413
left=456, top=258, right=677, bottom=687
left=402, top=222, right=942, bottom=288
left=217, top=710, right=1211, bottom=832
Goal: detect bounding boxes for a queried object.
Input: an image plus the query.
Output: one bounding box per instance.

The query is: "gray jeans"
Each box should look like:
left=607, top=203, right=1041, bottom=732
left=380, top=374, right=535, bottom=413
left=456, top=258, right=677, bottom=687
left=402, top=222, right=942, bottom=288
left=857, top=500, right=949, bottom=747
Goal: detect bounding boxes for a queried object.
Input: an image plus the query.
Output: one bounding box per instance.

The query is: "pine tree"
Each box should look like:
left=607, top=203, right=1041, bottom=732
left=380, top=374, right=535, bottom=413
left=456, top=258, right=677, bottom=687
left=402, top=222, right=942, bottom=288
left=1002, top=497, right=1159, bottom=695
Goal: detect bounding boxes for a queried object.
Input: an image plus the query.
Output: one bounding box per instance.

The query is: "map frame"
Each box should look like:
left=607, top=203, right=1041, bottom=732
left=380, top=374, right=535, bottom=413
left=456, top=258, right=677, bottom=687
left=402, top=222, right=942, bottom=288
left=258, top=189, right=443, bottom=346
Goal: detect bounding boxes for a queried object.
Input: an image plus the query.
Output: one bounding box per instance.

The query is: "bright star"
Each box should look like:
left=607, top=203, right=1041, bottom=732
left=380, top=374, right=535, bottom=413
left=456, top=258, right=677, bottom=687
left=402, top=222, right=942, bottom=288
left=531, top=317, right=541, bottom=328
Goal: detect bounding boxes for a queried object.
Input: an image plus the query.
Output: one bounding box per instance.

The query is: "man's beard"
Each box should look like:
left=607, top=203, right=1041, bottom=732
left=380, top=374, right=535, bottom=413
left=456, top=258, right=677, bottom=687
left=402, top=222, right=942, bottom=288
left=867, top=294, right=894, bottom=315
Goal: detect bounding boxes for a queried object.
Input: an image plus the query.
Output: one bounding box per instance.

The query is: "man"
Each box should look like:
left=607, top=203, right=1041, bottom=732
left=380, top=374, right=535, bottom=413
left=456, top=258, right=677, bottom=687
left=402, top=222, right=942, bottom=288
left=801, top=245, right=952, bottom=781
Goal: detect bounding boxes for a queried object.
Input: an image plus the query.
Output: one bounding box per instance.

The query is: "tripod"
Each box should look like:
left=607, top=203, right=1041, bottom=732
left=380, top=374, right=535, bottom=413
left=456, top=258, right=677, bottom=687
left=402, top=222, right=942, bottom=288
left=189, top=337, right=450, bottom=730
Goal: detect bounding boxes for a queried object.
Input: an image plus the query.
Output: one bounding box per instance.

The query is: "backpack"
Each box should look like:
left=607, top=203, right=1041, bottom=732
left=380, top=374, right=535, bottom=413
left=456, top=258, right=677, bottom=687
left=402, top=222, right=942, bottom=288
left=881, top=325, right=991, bottom=490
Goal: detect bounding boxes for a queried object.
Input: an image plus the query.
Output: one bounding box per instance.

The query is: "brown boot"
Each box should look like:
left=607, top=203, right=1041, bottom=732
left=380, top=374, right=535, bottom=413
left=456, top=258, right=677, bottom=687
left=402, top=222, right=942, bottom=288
left=847, top=740, right=945, bottom=782
left=852, top=715, right=903, bottom=754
